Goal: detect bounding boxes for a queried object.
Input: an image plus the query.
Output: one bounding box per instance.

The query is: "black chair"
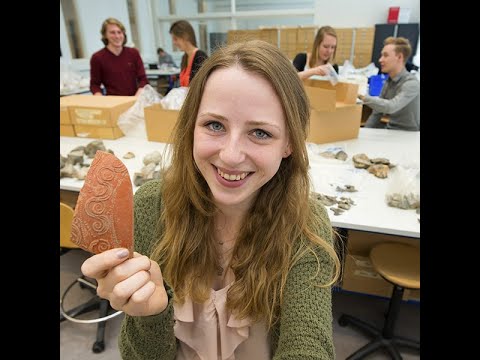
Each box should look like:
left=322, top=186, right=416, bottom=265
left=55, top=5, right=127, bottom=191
left=406, top=62, right=419, bottom=72
left=338, top=243, right=420, bottom=359
left=60, top=202, right=116, bottom=353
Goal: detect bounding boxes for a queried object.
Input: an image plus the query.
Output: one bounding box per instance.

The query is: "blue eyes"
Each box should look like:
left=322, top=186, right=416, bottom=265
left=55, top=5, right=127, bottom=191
left=253, top=129, right=269, bottom=139
left=207, top=121, right=224, bottom=132
left=205, top=121, right=272, bottom=140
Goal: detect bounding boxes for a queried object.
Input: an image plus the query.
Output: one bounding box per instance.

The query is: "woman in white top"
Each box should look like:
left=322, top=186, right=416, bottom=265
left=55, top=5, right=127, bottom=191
left=293, top=26, right=339, bottom=80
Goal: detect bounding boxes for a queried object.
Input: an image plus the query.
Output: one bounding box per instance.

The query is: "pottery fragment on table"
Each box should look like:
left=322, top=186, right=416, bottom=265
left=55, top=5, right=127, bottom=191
left=335, top=151, right=348, bottom=161
left=367, top=164, right=389, bottom=179
left=85, top=140, right=107, bottom=158
left=319, top=150, right=348, bottom=161
left=386, top=192, right=420, bottom=210
left=336, top=184, right=357, bottom=192
left=352, top=154, right=372, bottom=169
left=133, top=151, right=164, bottom=186
left=70, top=151, right=134, bottom=257
left=352, top=153, right=394, bottom=178
left=143, top=151, right=162, bottom=166
left=123, top=152, right=135, bottom=159
left=314, top=192, right=356, bottom=216
left=60, top=140, right=114, bottom=180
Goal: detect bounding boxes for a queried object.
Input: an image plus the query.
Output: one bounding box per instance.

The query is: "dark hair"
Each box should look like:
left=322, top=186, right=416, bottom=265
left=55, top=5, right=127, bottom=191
left=169, top=20, right=197, bottom=70
left=100, top=18, right=127, bottom=46
left=157, top=47, right=164, bottom=54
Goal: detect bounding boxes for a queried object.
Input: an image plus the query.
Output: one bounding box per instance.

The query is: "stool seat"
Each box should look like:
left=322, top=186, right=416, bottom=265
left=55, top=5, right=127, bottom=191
left=339, top=241, right=420, bottom=359
left=370, top=243, right=420, bottom=289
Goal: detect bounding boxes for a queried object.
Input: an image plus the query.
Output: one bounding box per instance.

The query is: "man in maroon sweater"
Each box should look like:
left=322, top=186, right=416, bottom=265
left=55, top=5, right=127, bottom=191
left=90, top=18, right=147, bottom=96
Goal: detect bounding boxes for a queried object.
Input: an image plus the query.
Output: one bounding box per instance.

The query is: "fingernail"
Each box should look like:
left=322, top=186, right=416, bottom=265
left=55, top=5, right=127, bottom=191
left=116, top=249, right=129, bottom=259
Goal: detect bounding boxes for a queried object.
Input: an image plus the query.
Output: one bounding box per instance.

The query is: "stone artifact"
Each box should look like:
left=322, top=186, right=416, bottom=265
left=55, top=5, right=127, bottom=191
left=330, top=207, right=344, bottom=216
left=67, top=150, right=84, bottom=166
left=60, top=163, right=74, bottom=178
left=319, top=150, right=348, bottom=161
left=70, top=151, right=134, bottom=257
left=368, top=164, right=390, bottom=178
left=143, top=151, right=162, bottom=166
left=386, top=192, right=420, bottom=210
left=123, top=152, right=135, bottom=159
left=314, top=192, right=356, bottom=216
left=314, top=193, right=337, bottom=207
left=352, top=153, right=394, bottom=178
left=84, top=140, right=107, bottom=158
left=60, top=140, right=114, bottom=180
left=335, top=150, right=348, bottom=161
left=336, top=185, right=357, bottom=192
left=133, top=152, right=164, bottom=186
left=352, top=154, right=372, bottom=169
left=319, top=151, right=336, bottom=159
left=60, top=154, right=67, bottom=169
left=370, top=157, right=390, bottom=165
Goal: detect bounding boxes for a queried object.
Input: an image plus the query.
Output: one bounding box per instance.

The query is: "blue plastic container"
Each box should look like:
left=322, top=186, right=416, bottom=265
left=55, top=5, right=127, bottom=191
left=368, top=74, right=388, bottom=96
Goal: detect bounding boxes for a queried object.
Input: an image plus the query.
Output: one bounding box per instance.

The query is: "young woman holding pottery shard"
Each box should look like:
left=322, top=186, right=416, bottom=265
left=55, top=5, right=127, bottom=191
left=80, top=40, right=340, bottom=359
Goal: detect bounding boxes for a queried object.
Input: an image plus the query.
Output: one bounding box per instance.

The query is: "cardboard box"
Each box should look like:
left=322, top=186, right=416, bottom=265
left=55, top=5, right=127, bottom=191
left=60, top=95, right=84, bottom=124
left=144, top=103, right=180, bottom=143
left=342, top=254, right=420, bottom=301
left=60, top=107, right=71, bottom=125
left=405, top=288, right=420, bottom=302
left=303, top=79, right=361, bottom=144
left=73, top=125, right=124, bottom=140
left=342, top=254, right=394, bottom=298
left=347, top=230, right=419, bottom=257
left=67, top=95, right=136, bottom=127
left=60, top=124, right=76, bottom=137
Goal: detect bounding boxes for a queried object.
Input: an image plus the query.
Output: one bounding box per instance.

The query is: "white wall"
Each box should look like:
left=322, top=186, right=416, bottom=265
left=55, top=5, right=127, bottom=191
left=61, top=0, right=419, bottom=62
left=314, top=0, right=419, bottom=27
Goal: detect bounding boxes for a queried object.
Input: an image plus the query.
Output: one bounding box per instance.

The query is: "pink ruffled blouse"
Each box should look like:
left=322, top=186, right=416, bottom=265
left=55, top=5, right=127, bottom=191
left=173, top=280, right=270, bottom=360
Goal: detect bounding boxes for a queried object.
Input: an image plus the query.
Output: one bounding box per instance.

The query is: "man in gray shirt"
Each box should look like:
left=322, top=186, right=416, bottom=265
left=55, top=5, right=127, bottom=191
left=157, top=47, right=176, bottom=67
left=359, top=37, right=419, bottom=131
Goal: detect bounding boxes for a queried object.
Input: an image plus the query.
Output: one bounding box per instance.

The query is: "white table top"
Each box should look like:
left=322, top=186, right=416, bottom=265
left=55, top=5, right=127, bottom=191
left=145, top=69, right=180, bottom=77
left=307, top=129, right=420, bottom=238
left=60, top=87, right=91, bottom=97
left=60, top=128, right=420, bottom=238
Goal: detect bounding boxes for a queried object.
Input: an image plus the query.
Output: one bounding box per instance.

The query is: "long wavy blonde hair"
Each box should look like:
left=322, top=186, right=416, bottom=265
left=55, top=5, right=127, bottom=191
left=309, top=26, right=337, bottom=69
left=151, top=40, right=340, bottom=329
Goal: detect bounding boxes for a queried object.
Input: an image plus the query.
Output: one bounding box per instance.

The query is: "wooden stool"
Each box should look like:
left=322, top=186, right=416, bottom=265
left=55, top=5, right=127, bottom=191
left=338, top=243, right=420, bottom=359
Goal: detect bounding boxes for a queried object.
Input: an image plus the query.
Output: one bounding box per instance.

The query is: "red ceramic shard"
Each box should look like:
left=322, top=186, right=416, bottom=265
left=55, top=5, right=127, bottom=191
left=71, top=151, right=134, bottom=257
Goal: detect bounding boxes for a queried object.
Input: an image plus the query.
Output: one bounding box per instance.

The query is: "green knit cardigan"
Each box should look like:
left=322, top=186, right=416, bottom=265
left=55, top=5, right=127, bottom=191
left=118, top=180, right=335, bottom=359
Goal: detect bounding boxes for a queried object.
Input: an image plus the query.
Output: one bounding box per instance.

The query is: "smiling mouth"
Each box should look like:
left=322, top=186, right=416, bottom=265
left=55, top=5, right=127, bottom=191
left=216, top=167, right=250, bottom=181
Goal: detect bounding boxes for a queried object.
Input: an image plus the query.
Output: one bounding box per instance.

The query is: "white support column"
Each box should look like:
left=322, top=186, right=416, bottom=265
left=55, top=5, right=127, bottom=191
left=134, top=0, right=157, bottom=63
left=60, top=3, right=72, bottom=61
left=150, top=0, right=162, bottom=55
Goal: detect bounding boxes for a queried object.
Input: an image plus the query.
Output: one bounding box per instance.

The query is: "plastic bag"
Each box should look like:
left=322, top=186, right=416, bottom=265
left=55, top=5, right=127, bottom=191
left=385, top=166, right=420, bottom=210
left=160, top=87, right=189, bottom=110
left=60, top=60, right=89, bottom=93
left=324, top=63, right=339, bottom=85
left=117, top=84, right=163, bottom=138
